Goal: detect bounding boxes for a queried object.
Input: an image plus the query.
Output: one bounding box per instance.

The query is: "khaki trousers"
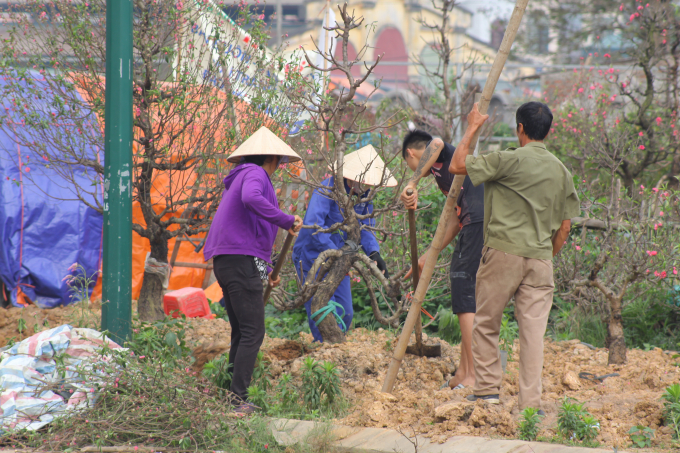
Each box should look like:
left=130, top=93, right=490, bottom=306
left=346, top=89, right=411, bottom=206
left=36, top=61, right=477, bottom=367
left=472, top=246, right=554, bottom=409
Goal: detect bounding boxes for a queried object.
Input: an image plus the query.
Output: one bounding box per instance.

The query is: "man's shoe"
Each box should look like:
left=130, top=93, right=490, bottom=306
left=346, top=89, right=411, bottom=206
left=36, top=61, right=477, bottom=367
left=466, top=394, right=500, bottom=404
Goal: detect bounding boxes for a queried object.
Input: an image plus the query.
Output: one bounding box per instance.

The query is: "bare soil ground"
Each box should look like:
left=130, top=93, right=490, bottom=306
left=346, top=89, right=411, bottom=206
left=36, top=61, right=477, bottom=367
left=2, top=303, right=678, bottom=450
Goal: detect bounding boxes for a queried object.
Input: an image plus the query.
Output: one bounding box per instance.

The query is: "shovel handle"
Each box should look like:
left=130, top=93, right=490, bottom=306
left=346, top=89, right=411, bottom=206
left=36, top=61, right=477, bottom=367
left=263, top=221, right=299, bottom=305
left=406, top=189, right=420, bottom=287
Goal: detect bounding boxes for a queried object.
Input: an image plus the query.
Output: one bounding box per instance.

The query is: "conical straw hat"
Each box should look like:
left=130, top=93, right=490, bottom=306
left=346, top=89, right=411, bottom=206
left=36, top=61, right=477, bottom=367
left=227, top=126, right=302, bottom=163
left=342, top=145, right=398, bottom=187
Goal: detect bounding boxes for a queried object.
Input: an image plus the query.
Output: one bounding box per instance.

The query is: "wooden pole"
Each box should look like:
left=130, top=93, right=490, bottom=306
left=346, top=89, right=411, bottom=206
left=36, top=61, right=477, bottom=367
left=381, top=0, right=530, bottom=394
left=263, top=229, right=297, bottom=305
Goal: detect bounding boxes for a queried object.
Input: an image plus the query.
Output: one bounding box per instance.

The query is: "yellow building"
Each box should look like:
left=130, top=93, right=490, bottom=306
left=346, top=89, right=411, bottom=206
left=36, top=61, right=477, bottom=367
left=241, top=0, right=497, bottom=89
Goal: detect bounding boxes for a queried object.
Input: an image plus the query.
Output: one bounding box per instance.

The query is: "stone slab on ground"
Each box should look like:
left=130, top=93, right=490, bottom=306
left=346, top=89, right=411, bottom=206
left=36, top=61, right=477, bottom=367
left=270, top=418, right=627, bottom=453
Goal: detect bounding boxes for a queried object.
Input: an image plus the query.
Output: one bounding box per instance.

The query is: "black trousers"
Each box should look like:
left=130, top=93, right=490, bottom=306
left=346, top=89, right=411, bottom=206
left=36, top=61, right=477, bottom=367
left=213, top=254, right=265, bottom=401
left=449, top=222, right=484, bottom=314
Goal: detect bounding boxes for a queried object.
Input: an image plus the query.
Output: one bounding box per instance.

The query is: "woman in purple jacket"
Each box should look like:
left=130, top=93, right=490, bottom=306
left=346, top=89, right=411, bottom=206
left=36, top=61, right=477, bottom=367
left=203, top=127, right=302, bottom=414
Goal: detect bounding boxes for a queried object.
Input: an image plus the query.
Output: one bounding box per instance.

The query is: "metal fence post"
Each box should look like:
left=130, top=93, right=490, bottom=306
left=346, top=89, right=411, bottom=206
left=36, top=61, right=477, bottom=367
left=101, top=0, right=133, bottom=345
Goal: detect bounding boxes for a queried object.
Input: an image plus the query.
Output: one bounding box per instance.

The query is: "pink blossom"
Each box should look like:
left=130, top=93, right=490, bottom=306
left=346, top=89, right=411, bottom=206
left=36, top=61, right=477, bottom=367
left=639, top=145, right=645, bottom=150
left=568, top=113, right=572, bottom=118
left=660, top=211, right=664, bottom=216
left=637, top=5, right=643, bottom=10
left=661, top=271, right=667, bottom=279
left=575, top=245, right=582, bottom=251
left=647, top=250, right=658, bottom=256
left=604, top=53, right=611, bottom=58
left=639, top=131, right=644, bottom=136
left=652, top=187, right=659, bottom=193
left=258, top=14, right=264, bottom=20
left=673, top=267, right=678, bottom=275
left=629, top=13, right=636, bottom=21
left=656, top=117, right=662, bottom=125
left=578, top=88, right=584, bottom=93
left=654, top=270, right=660, bottom=277
left=68, top=262, right=78, bottom=272
left=619, top=3, right=624, bottom=11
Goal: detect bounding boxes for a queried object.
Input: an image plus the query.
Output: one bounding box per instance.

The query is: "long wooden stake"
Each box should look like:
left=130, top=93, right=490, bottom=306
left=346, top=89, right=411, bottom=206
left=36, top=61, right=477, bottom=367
left=263, top=231, right=296, bottom=305
left=381, top=0, right=530, bottom=394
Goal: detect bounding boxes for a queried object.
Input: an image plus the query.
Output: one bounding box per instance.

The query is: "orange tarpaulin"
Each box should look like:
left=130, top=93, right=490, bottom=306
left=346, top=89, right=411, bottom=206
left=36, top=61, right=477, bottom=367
left=70, top=72, right=309, bottom=303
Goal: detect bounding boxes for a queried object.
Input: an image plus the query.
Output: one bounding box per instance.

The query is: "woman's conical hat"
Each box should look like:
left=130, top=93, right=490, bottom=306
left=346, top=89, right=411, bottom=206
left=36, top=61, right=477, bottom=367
left=227, top=126, right=302, bottom=163
left=342, top=144, right=398, bottom=187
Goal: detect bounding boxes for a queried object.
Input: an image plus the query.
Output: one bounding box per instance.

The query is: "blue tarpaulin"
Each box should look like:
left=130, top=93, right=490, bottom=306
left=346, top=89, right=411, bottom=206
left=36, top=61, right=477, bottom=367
left=0, top=75, right=103, bottom=308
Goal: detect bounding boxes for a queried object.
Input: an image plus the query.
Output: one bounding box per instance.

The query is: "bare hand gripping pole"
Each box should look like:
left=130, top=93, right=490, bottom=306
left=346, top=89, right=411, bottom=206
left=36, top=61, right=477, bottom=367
left=381, top=0, right=530, bottom=393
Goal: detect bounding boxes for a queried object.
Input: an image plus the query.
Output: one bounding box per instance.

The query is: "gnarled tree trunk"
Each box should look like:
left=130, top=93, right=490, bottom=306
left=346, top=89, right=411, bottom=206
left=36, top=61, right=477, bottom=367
left=309, top=255, right=353, bottom=344
left=605, top=295, right=627, bottom=365
left=137, top=234, right=169, bottom=322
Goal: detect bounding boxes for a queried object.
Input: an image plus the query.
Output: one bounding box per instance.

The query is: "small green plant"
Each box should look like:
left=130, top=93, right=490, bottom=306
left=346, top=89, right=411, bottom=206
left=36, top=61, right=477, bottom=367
left=557, top=397, right=599, bottom=445
left=64, top=263, right=100, bottom=329
left=499, top=314, right=518, bottom=354
left=272, top=373, right=299, bottom=414
left=301, top=357, right=342, bottom=410
left=250, top=351, right=272, bottom=392
left=17, top=318, right=26, bottom=338
left=124, top=316, right=191, bottom=367
left=318, top=361, right=341, bottom=405
left=385, top=338, right=393, bottom=352
left=629, top=426, right=654, bottom=448
left=246, top=384, right=269, bottom=413
left=577, top=415, right=600, bottom=444
left=518, top=407, right=543, bottom=441
left=202, top=354, right=232, bottom=391
left=209, top=300, right=226, bottom=320
left=662, top=383, right=680, bottom=439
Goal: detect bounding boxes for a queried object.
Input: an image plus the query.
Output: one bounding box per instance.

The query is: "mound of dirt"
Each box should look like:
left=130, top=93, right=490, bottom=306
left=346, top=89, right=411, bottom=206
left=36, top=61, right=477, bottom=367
left=260, top=329, right=680, bottom=450
left=0, top=303, right=96, bottom=346
left=4, top=304, right=678, bottom=450
left=0, top=302, right=231, bottom=349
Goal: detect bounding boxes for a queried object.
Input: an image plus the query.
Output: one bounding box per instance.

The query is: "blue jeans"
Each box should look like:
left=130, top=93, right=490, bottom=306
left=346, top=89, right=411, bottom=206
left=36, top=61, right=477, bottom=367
left=297, top=268, right=353, bottom=342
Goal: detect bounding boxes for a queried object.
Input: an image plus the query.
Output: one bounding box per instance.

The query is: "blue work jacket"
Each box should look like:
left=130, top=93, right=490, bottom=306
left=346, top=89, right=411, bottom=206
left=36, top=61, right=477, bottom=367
left=292, top=177, right=380, bottom=272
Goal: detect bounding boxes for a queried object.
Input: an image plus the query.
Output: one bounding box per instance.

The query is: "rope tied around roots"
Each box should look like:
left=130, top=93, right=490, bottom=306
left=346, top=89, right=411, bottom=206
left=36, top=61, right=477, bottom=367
left=311, top=299, right=347, bottom=332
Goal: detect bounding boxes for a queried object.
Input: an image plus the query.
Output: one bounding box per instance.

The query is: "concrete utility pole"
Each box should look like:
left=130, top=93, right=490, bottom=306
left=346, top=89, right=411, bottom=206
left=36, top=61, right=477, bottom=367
left=101, top=0, right=133, bottom=345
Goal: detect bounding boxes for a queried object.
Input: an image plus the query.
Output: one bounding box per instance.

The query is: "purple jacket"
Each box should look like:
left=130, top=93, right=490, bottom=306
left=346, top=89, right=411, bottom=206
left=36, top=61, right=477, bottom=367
left=203, top=163, right=295, bottom=265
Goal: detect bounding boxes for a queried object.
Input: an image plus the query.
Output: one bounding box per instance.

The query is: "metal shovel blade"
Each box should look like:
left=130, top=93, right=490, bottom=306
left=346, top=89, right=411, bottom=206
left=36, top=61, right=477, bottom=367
left=405, top=342, right=442, bottom=357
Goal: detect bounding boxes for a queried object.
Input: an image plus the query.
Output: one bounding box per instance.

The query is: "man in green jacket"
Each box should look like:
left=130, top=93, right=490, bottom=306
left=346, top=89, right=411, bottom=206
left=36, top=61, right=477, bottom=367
left=440, top=101, right=579, bottom=411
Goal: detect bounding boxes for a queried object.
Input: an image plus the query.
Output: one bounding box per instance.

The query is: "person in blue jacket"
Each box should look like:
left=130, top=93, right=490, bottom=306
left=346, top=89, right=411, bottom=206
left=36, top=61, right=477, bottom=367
left=292, top=146, right=397, bottom=342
